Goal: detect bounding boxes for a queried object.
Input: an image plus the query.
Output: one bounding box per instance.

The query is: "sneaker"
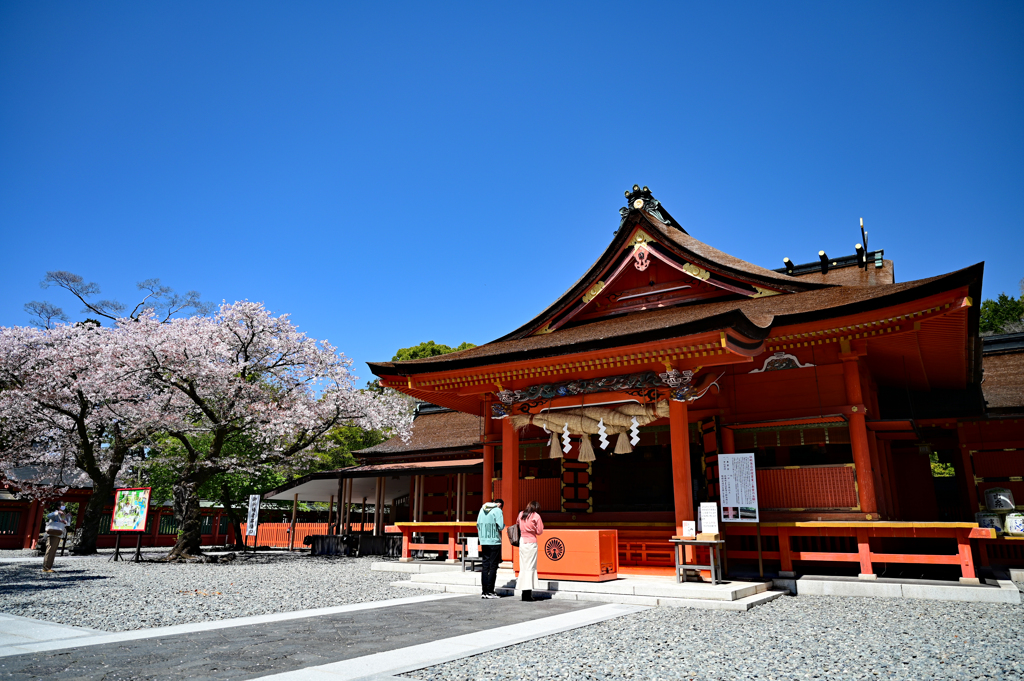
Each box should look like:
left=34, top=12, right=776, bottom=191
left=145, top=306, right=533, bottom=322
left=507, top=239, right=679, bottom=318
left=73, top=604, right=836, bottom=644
left=42, top=569, right=53, bottom=573
left=485, top=593, right=500, bottom=599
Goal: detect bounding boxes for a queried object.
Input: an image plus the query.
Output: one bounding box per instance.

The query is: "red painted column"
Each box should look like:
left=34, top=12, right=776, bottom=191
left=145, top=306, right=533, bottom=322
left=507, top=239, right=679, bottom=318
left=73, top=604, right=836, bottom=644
left=779, top=527, right=793, bottom=572
left=501, top=418, right=520, bottom=526
left=867, top=432, right=889, bottom=519
left=501, top=418, right=520, bottom=564
left=841, top=352, right=878, bottom=517
left=856, top=528, right=874, bottom=577
left=721, top=426, right=735, bottom=454
left=21, top=500, right=40, bottom=549
left=669, top=399, right=694, bottom=535
left=957, top=529, right=977, bottom=581
left=482, top=444, right=494, bottom=504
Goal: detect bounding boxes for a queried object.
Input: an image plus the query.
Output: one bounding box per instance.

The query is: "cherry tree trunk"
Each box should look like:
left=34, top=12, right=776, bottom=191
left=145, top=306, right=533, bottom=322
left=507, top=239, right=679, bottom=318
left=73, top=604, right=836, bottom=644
left=72, top=476, right=114, bottom=555
left=167, top=480, right=204, bottom=559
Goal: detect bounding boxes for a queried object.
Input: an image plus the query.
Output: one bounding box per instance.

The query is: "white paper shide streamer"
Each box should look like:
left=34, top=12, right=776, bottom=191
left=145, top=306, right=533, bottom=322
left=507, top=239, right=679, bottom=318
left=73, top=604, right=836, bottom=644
left=629, top=415, right=640, bottom=446
left=597, top=418, right=609, bottom=450
left=562, top=424, right=572, bottom=454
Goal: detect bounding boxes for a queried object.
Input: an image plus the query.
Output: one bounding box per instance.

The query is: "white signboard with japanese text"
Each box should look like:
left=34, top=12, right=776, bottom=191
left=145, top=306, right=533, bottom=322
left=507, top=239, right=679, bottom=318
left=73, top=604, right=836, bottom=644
left=246, top=494, right=261, bottom=536
left=699, top=502, right=719, bottom=534
left=719, top=453, right=759, bottom=523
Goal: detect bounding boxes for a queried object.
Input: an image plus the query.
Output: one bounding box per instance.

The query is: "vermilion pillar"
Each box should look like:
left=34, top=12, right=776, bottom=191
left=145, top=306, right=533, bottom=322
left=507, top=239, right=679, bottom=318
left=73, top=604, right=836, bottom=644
left=721, top=426, right=735, bottom=454
left=841, top=352, right=878, bottom=517
left=482, top=443, right=494, bottom=504
left=501, top=418, right=520, bottom=527
left=669, top=399, right=694, bottom=535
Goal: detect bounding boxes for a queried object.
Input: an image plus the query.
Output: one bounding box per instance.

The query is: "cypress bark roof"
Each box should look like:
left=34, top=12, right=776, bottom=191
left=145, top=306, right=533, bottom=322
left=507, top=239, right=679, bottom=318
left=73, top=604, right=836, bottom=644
left=369, top=264, right=982, bottom=376
left=354, top=408, right=482, bottom=456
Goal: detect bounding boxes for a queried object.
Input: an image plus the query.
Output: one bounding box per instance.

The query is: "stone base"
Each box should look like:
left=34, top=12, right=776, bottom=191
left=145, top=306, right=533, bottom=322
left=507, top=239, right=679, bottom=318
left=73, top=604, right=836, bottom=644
left=858, top=573, right=877, bottom=580
left=778, top=571, right=796, bottom=578
left=774, top=575, right=1021, bottom=604
left=398, top=557, right=414, bottom=563
left=959, top=577, right=981, bottom=585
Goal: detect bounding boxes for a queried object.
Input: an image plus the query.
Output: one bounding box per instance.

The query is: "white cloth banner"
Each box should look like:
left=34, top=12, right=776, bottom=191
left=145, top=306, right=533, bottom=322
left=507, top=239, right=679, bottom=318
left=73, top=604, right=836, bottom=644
left=246, top=494, right=261, bottom=536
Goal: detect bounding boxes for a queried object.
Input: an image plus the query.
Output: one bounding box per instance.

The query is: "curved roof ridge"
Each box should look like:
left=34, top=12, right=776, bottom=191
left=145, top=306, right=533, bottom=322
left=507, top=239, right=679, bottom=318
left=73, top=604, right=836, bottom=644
left=368, top=263, right=982, bottom=376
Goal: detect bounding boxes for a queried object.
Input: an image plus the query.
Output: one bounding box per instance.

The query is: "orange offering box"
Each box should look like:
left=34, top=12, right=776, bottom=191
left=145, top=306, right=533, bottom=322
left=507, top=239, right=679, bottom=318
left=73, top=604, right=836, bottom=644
left=515, top=529, right=619, bottom=582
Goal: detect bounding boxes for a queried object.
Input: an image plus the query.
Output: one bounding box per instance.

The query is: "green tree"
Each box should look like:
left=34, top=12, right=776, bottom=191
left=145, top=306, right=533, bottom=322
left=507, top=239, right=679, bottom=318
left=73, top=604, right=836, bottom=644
left=392, top=340, right=476, bottom=361
left=929, top=452, right=954, bottom=478
left=980, top=292, right=1024, bottom=335
left=307, top=425, right=388, bottom=472
left=367, top=340, right=476, bottom=391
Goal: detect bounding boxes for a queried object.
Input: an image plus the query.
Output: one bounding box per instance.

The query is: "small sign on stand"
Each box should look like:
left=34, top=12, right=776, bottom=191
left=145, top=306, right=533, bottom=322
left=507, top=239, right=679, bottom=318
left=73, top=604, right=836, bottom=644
left=109, top=487, right=151, bottom=563
left=245, top=494, right=261, bottom=552
left=699, top=502, right=719, bottom=537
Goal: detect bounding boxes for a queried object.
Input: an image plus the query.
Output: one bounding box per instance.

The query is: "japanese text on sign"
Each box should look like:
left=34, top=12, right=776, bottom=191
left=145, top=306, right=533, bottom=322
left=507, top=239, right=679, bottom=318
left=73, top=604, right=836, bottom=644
left=719, top=453, right=759, bottom=523
left=246, top=494, right=261, bottom=536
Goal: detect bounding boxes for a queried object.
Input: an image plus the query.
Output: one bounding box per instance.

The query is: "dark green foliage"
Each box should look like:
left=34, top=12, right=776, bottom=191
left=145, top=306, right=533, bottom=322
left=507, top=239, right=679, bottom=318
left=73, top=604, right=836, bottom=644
left=308, top=425, right=388, bottom=472
left=391, top=340, right=475, bottom=362
left=980, top=293, right=1024, bottom=334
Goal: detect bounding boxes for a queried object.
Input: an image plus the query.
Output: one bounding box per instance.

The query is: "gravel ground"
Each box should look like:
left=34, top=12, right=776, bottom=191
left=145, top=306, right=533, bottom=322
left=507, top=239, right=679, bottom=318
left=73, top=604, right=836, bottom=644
left=0, top=552, right=412, bottom=632
left=408, top=594, right=1024, bottom=681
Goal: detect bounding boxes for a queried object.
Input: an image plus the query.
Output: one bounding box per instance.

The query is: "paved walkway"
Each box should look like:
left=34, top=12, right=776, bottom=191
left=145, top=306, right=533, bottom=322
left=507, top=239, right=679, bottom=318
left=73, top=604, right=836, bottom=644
left=0, top=594, right=642, bottom=680
left=0, top=613, right=103, bottom=655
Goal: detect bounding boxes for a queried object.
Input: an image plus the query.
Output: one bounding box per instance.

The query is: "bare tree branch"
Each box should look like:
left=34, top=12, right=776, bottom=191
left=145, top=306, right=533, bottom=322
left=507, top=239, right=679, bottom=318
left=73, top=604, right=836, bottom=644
left=24, top=301, right=69, bottom=329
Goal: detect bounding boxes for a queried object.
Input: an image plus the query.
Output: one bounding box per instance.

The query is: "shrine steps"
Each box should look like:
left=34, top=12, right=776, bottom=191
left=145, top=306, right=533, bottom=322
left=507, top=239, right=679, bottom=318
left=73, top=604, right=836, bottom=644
left=384, top=567, right=785, bottom=611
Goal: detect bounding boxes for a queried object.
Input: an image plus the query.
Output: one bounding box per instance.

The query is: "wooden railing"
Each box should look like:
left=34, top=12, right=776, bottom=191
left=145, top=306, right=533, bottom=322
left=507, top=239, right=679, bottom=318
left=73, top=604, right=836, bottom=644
left=240, top=522, right=376, bottom=548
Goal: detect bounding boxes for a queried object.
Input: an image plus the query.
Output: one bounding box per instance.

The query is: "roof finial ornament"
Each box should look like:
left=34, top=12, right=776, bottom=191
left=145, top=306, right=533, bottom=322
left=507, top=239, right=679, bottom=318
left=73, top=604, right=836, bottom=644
left=619, top=185, right=671, bottom=227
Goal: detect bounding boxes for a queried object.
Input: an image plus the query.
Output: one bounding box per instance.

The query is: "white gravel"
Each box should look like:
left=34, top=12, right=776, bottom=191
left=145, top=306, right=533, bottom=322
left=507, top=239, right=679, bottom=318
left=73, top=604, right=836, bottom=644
left=0, top=552, right=411, bottom=632
left=408, top=594, right=1024, bottom=681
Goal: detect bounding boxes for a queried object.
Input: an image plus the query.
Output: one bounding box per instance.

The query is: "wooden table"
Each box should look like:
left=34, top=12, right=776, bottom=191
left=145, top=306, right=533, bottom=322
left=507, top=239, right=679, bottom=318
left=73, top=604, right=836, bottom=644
left=387, top=522, right=478, bottom=563
left=670, top=538, right=726, bottom=585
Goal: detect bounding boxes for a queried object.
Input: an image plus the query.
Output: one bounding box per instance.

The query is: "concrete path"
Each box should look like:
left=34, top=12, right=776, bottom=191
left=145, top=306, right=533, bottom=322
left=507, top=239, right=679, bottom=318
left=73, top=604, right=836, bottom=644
left=0, top=613, right=103, bottom=654
left=0, top=594, right=641, bottom=680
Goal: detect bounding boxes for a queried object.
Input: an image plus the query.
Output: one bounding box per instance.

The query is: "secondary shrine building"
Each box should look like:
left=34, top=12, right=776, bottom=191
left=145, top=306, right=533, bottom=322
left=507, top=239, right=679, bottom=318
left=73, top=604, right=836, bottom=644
left=291, top=186, right=1024, bottom=575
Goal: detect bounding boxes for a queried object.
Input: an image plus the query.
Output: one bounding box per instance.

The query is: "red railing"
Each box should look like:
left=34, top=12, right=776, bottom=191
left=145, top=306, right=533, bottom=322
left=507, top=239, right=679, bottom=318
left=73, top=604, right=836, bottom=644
left=240, top=522, right=375, bottom=548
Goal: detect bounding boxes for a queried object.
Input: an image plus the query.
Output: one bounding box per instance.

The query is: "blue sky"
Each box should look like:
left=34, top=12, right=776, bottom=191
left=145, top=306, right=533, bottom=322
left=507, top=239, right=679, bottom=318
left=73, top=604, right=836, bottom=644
left=2, top=2, right=1022, bottom=382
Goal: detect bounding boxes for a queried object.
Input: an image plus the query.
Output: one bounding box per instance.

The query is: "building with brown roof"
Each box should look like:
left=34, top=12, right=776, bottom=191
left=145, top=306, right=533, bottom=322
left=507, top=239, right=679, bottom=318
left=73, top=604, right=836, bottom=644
left=272, top=186, right=1023, bottom=576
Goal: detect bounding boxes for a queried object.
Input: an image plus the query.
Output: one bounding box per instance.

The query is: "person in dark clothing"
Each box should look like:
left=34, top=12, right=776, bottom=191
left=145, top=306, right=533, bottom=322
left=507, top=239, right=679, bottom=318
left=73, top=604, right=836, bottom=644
left=476, top=498, right=505, bottom=598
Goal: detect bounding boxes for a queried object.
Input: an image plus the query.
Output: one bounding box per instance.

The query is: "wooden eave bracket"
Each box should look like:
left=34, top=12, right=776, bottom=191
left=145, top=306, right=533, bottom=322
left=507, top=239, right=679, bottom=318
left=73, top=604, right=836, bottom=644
left=401, top=335, right=754, bottom=395
left=763, top=293, right=972, bottom=355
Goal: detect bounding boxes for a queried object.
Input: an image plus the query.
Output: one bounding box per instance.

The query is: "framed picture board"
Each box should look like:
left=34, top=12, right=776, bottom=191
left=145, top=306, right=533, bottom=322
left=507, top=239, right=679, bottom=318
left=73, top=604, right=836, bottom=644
left=110, top=487, right=152, bottom=532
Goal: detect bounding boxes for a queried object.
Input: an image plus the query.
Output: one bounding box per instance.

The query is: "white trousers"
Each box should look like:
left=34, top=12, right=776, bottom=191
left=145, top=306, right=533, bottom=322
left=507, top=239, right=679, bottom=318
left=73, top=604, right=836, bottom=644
left=518, top=541, right=538, bottom=591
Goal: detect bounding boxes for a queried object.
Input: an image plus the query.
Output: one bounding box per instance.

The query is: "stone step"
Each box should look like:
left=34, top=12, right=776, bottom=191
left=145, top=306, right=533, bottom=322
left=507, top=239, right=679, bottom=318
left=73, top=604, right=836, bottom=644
left=398, top=572, right=770, bottom=602
left=390, top=580, right=785, bottom=611
left=371, top=562, right=463, bottom=574
left=774, top=576, right=1022, bottom=604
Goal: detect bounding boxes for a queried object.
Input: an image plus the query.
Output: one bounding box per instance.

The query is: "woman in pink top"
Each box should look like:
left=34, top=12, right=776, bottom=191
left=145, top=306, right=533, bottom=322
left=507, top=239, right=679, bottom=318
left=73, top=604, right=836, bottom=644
left=517, top=500, right=544, bottom=601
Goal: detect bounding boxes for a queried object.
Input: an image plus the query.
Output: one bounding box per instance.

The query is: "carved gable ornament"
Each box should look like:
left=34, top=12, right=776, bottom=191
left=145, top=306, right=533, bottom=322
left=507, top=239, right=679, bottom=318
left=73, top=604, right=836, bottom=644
left=749, top=351, right=815, bottom=373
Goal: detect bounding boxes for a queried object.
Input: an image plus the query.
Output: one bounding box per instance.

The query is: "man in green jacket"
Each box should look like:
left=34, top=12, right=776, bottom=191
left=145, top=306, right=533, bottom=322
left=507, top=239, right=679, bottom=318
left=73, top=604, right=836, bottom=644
left=476, top=498, right=504, bottom=598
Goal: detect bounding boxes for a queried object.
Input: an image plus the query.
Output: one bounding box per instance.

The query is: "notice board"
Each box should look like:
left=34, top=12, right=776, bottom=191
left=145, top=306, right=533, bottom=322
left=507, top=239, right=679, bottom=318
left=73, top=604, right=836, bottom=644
left=719, top=453, right=759, bottom=523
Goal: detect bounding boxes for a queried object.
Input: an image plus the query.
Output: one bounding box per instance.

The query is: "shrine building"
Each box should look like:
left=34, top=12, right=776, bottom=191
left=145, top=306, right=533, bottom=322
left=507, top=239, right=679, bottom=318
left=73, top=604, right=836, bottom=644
left=271, top=186, right=1024, bottom=577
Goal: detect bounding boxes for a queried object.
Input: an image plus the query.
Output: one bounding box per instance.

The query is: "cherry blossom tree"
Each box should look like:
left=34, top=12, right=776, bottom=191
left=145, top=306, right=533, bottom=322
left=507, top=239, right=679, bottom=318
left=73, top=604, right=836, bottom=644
left=0, top=322, right=169, bottom=554
left=123, top=301, right=412, bottom=559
